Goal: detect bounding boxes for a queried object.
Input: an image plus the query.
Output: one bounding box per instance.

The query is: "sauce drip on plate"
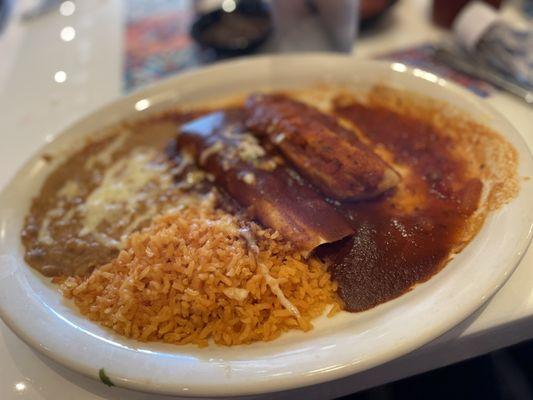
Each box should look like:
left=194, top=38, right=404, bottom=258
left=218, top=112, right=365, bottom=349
left=324, top=101, right=483, bottom=311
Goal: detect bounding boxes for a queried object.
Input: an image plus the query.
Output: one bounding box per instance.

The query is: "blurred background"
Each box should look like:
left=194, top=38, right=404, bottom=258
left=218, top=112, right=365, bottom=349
left=0, top=0, right=533, bottom=399
left=1, top=0, right=531, bottom=94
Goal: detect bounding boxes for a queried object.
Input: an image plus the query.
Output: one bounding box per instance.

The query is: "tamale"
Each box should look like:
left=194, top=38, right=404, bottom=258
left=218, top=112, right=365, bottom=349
left=245, top=94, right=400, bottom=201
left=176, top=110, right=354, bottom=252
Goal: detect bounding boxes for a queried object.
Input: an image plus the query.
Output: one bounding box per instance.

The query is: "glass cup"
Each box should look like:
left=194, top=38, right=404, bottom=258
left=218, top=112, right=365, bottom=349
left=268, top=0, right=359, bottom=53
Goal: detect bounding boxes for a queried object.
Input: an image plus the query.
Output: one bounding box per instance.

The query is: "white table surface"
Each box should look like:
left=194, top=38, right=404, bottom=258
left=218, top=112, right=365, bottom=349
left=0, top=0, right=532, bottom=399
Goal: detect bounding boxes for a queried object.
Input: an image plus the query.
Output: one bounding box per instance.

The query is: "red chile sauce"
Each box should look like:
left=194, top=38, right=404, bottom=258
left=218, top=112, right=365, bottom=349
left=322, top=102, right=483, bottom=312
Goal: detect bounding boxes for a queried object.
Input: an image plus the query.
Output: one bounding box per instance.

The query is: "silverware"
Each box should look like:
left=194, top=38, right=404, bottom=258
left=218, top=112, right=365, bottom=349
left=434, top=46, right=533, bottom=106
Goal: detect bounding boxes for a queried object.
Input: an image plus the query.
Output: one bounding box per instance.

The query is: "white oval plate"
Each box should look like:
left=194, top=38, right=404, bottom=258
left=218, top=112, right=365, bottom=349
left=0, top=55, right=532, bottom=397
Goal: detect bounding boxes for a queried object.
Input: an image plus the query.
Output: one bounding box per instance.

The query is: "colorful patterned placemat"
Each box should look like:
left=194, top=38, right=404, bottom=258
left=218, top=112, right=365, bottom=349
left=124, top=0, right=197, bottom=91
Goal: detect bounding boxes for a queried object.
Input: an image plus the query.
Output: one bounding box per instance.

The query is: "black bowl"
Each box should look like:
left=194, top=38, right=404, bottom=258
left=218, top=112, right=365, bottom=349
left=190, top=0, right=272, bottom=56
